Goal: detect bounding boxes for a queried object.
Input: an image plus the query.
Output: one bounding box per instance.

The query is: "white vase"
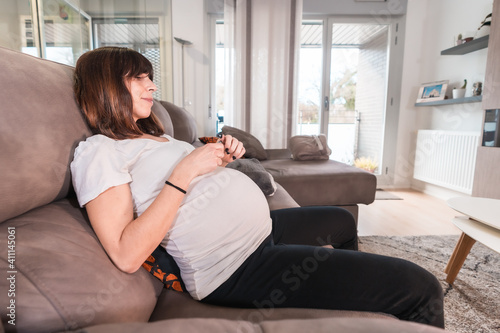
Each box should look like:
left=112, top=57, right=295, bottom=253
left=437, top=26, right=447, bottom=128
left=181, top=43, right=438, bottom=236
left=476, top=25, right=490, bottom=38
left=452, top=88, right=466, bottom=99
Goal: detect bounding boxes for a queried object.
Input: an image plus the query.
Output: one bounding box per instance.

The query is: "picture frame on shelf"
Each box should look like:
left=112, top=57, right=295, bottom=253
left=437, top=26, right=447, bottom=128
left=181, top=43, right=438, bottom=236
left=416, top=80, right=449, bottom=103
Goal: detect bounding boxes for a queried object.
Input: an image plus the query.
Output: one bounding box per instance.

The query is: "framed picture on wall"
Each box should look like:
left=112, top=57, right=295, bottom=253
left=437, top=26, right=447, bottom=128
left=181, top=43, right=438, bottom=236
left=416, top=80, right=448, bottom=103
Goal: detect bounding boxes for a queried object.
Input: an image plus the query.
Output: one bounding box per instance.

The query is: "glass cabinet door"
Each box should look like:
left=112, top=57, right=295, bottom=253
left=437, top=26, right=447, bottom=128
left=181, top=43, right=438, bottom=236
left=0, top=0, right=173, bottom=101
left=1, top=0, right=91, bottom=65
left=0, top=0, right=38, bottom=56
left=39, top=0, right=91, bottom=65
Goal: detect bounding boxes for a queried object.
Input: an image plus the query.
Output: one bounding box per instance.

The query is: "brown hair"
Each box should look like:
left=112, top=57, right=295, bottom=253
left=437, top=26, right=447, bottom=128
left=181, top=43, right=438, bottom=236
left=74, top=47, right=164, bottom=139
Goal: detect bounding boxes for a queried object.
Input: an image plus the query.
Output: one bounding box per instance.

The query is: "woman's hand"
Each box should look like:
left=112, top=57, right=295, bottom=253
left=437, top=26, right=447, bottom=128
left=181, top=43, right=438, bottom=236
left=220, top=134, right=245, bottom=166
left=168, top=135, right=245, bottom=189
left=169, top=143, right=226, bottom=187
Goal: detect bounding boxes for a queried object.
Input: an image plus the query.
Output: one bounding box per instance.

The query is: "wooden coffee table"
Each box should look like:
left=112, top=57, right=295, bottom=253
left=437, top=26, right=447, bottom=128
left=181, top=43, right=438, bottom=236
left=444, top=197, right=500, bottom=284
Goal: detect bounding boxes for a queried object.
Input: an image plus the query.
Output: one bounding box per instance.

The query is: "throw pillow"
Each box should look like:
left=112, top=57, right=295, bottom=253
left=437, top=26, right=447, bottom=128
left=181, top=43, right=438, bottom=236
left=289, top=134, right=332, bottom=161
left=226, top=158, right=277, bottom=196
left=142, top=245, right=186, bottom=292
left=221, top=126, right=268, bottom=160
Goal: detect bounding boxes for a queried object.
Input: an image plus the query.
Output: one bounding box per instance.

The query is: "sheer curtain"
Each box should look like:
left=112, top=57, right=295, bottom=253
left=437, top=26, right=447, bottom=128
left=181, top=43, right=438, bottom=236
left=224, top=0, right=302, bottom=149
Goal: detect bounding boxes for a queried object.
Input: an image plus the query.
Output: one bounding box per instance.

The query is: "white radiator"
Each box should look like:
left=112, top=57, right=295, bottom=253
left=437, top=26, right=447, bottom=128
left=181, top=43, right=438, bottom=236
left=413, top=130, right=480, bottom=194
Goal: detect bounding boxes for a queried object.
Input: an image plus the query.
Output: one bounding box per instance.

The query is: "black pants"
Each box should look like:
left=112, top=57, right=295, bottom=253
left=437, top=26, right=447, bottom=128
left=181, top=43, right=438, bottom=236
left=202, top=206, right=444, bottom=328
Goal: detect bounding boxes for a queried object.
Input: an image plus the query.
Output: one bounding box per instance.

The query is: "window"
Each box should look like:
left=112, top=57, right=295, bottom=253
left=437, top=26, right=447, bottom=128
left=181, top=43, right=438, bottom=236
left=93, top=17, right=163, bottom=100
left=0, top=0, right=173, bottom=101
left=297, top=20, right=323, bottom=136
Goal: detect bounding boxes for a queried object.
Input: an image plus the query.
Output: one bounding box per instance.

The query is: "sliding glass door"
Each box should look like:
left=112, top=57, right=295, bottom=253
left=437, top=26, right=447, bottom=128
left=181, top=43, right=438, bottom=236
left=297, top=18, right=393, bottom=176
left=327, top=21, right=389, bottom=170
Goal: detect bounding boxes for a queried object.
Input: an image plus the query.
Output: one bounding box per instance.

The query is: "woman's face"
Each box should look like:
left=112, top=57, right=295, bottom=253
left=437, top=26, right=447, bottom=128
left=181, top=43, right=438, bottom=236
left=127, top=73, right=157, bottom=122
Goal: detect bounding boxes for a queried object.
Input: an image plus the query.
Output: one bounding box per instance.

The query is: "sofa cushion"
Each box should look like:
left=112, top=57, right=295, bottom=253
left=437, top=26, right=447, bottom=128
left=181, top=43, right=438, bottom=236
left=149, top=289, right=395, bottom=323
left=67, top=317, right=451, bottom=333
left=260, top=159, right=376, bottom=206
left=77, top=318, right=258, bottom=333
left=0, top=199, right=163, bottom=332
left=221, top=126, right=268, bottom=160
left=0, top=47, right=91, bottom=222
left=159, top=101, right=198, bottom=144
left=72, top=317, right=451, bottom=333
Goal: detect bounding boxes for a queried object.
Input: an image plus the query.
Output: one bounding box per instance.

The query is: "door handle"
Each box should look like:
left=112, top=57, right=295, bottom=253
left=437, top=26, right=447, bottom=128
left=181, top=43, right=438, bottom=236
left=324, top=96, right=329, bottom=111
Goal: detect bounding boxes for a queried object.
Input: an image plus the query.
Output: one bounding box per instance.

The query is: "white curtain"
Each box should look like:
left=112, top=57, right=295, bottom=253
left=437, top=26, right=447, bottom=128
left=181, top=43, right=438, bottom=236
left=224, top=0, right=302, bottom=149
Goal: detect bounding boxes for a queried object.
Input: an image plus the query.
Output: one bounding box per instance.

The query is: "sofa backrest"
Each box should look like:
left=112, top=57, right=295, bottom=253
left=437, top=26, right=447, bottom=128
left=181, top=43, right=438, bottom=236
left=159, top=100, right=198, bottom=144
left=0, top=47, right=91, bottom=222
left=0, top=47, right=177, bottom=223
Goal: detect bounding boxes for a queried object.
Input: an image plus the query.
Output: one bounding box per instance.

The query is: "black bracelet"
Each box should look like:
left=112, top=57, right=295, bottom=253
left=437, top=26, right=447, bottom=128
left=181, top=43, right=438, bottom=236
left=165, top=180, right=187, bottom=194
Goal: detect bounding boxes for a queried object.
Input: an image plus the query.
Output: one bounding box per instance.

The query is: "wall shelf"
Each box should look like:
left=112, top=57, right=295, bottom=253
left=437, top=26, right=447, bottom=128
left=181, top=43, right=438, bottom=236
left=415, top=95, right=482, bottom=107
left=441, top=35, right=489, bottom=55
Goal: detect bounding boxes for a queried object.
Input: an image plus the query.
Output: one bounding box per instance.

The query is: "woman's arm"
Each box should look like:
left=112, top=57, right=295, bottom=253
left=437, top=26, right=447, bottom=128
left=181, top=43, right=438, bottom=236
left=85, top=142, right=228, bottom=273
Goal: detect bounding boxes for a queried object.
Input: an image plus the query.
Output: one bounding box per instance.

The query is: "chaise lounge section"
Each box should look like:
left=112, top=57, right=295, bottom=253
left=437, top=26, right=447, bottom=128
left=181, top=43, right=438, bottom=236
left=260, top=150, right=376, bottom=223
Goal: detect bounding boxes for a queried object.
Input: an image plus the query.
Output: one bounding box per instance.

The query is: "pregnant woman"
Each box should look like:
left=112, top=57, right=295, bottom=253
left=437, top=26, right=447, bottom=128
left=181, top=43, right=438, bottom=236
left=70, top=46, right=444, bottom=328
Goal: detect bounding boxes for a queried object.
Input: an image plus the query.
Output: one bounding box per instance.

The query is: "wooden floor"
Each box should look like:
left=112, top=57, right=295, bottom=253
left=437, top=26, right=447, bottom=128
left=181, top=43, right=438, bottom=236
left=358, top=189, right=462, bottom=237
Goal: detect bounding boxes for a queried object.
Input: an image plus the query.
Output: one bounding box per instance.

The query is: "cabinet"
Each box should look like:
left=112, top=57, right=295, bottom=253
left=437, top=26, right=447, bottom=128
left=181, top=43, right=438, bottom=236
left=472, top=0, right=500, bottom=199
left=472, top=147, right=500, bottom=198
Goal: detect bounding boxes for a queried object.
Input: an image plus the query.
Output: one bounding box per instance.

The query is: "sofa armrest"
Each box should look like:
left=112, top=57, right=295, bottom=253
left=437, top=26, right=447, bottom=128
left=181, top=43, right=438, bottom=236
left=267, top=183, right=300, bottom=210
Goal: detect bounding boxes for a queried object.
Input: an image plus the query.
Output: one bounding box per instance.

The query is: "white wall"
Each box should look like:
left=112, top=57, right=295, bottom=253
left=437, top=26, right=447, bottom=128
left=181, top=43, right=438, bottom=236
left=395, top=0, right=493, bottom=196
left=172, top=0, right=214, bottom=137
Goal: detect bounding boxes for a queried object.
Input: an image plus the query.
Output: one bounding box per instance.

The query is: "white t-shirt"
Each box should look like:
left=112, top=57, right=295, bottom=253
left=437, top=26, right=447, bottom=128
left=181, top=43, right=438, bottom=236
left=71, top=134, right=272, bottom=300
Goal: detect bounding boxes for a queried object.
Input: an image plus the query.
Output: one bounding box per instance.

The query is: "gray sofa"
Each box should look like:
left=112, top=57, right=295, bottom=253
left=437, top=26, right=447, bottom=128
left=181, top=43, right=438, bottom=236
left=0, top=46, right=450, bottom=333
left=260, top=151, right=376, bottom=223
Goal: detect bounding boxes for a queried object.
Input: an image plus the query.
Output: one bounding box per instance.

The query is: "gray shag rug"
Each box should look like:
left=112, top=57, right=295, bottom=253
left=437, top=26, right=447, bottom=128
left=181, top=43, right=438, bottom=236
left=359, top=235, right=500, bottom=333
